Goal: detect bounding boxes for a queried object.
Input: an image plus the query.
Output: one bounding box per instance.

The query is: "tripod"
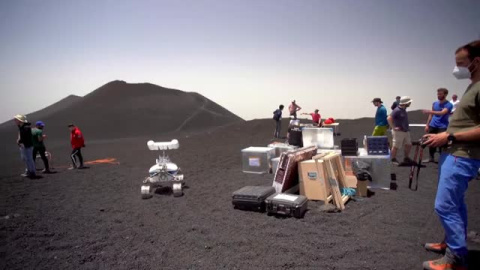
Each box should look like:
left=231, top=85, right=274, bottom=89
left=409, top=139, right=427, bottom=191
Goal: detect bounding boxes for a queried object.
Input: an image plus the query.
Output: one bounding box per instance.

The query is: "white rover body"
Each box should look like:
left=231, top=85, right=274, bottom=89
left=141, top=139, right=185, bottom=199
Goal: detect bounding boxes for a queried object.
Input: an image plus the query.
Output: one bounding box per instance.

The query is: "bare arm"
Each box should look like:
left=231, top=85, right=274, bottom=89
left=455, top=127, right=480, bottom=142
left=423, top=108, right=449, bottom=116
left=387, top=115, right=394, bottom=129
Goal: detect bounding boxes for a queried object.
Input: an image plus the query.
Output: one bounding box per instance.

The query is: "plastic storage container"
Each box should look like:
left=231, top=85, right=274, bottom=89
left=366, top=136, right=389, bottom=155
left=302, top=127, right=334, bottom=149
left=241, top=147, right=275, bottom=174
left=343, top=148, right=391, bottom=189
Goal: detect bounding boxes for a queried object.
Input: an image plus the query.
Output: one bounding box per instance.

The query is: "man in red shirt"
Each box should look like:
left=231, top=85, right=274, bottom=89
left=301, top=109, right=322, bottom=126
left=68, top=124, right=85, bottom=169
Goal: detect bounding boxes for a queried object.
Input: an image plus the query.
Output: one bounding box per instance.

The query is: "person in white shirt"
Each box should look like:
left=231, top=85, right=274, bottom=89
left=450, top=94, right=460, bottom=114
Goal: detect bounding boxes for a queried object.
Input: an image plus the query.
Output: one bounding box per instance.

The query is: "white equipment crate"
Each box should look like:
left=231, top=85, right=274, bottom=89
left=241, top=147, right=275, bottom=174
left=302, top=127, right=334, bottom=149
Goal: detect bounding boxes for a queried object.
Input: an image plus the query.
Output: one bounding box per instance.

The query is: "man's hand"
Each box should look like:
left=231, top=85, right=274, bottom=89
left=424, top=126, right=429, bottom=133
left=423, top=132, right=448, bottom=147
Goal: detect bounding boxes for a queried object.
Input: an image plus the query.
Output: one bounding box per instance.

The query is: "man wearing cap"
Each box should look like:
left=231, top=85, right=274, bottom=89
left=422, top=40, right=480, bottom=270
left=14, top=114, right=36, bottom=178
left=391, top=96, right=401, bottom=110
left=372, top=98, right=388, bottom=136
left=68, top=124, right=86, bottom=169
left=422, top=88, right=453, bottom=163
left=387, top=96, right=414, bottom=165
left=301, top=109, right=322, bottom=126
left=32, top=121, right=51, bottom=173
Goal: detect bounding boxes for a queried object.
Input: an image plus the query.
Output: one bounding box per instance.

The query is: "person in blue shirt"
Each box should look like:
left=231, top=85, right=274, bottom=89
left=371, top=98, right=388, bottom=136
left=422, top=88, right=453, bottom=163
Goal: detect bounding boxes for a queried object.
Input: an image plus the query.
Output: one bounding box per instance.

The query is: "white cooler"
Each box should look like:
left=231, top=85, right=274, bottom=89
left=241, top=147, right=275, bottom=174
left=302, top=127, right=334, bottom=149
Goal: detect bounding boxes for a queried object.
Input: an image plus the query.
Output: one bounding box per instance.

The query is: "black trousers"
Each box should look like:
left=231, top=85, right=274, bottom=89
left=71, top=147, right=84, bottom=167
left=33, top=146, right=49, bottom=170
left=427, top=127, right=447, bottom=158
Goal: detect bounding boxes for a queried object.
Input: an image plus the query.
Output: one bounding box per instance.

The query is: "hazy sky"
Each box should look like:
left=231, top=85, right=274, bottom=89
left=1, top=0, right=479, bottom=123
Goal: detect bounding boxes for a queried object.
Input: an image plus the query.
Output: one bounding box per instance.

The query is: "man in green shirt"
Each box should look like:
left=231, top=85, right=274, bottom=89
left=32, top=121, right=51, bottom=173
left=422, top=40, right=480, bottom=270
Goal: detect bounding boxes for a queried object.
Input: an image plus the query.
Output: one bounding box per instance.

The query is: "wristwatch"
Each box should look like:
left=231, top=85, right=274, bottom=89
left=447, top=133, right=456, bottom=145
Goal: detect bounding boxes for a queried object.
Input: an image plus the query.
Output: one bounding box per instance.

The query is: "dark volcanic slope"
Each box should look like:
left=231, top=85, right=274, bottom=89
left=0, top=81, right=243, bottom=148
left=2, top=117, right=480, bottom=270
left=0, top=95, right=82, bottom=130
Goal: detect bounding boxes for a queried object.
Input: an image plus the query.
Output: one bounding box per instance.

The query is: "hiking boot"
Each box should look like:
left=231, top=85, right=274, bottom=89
left=20, top=173, right=29, bottom=177
left=68, top=166, right=77, bottom=170
left=78, top=165, right=86, bottom=169
left=425, top=242, right=447, bottom=253
left=391, top=158, right=400, bottom=165
left=423, top=249, right=467, bottom=270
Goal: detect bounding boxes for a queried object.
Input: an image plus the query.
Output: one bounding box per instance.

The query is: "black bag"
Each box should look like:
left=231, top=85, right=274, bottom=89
left=232, top=186, right=276, bottom=212
left=288, top=127, right=303, bottom=147
left=265, top=193, right=308, bottom=218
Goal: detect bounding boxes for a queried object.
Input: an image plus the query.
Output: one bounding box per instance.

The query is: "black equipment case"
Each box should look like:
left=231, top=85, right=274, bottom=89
left=265, top=193, right=308, bottom=218
left=232, top=186, right=276, bottom=212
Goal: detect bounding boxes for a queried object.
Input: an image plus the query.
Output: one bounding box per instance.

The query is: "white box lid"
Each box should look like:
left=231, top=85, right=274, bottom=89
left=242, top=147, right=274, bottom=153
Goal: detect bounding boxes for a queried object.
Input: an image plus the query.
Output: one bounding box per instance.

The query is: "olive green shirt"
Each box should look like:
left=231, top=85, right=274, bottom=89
left=445, top=81, right=480, bottom=159
left=31, top=128, right=44, bottom=148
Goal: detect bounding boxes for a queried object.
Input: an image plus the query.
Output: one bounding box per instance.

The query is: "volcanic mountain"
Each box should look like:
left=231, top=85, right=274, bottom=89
left=0, top=80, right=243, bottom=142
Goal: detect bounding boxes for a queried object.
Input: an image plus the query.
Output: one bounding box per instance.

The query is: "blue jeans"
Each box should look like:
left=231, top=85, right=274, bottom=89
left=19, top=146, right=36, bottom=175
left=435, top=153, right=480, bottom=256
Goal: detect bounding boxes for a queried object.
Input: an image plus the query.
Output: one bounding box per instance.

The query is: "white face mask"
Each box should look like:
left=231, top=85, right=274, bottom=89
left=453, top=66, right=471, bottom=79
left=452, top=60, right=474, bottom=80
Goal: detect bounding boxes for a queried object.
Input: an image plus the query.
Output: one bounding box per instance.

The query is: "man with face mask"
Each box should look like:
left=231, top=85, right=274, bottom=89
left=387, top=96, right=413, bottom=165
left=422, top=40, right=480, bottom=270
left=422, top=88, right=453, bottom=163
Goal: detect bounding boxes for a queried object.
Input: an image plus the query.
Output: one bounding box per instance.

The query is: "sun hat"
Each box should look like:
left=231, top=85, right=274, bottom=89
left=399, top=96, right=413, bottom=105
left=14, top=114, right=27, bottom=123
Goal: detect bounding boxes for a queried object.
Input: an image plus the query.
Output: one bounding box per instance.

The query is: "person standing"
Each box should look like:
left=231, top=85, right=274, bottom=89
left=32, top=121, right=51, bottom=173
left=422, top=88, right=453, bottom=163
left=422, top=40, right=480, bottom=270
left=387, top=96, right=413, bottom=165
left=371, top=98, right=389, bottom=136
left=273, top=105, right=284, bottom=138
left=391, top=96, right=401, bottom=110
left=450, top=94, right=460, bottom=114
left=288, top=100, right=302, bottom=120
left=14, top=114, right=36, bottom=178
left=301, top=109, right=322, bottom=126
left=69, top=124, right=86, bottom=169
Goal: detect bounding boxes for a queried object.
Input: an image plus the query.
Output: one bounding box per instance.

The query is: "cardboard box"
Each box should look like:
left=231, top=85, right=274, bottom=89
left=298, top=159, right=329, bottom=202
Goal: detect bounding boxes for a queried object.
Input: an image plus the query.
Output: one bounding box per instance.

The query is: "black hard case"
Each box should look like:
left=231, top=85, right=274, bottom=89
left=232, top=186, right=276, bottom=212
left=265, top=193, right=309, bottom=218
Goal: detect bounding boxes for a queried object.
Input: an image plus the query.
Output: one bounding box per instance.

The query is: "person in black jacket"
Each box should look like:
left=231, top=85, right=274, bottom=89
left=273, top=105, right=284, bottom=138
left=14, top=114, right=36, bottom=178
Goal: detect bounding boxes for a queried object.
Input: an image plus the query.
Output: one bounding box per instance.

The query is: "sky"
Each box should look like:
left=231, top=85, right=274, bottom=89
left=1, top=0, right=479, bottom=123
